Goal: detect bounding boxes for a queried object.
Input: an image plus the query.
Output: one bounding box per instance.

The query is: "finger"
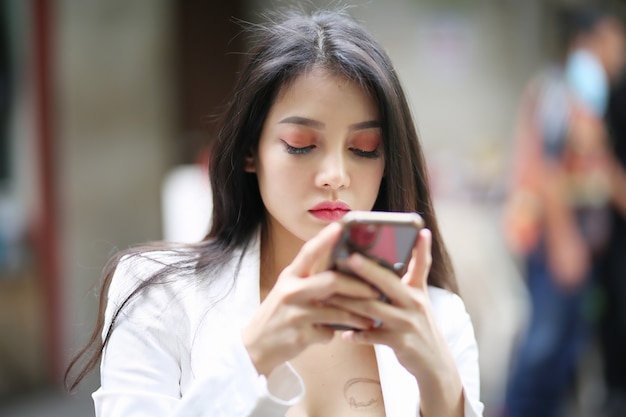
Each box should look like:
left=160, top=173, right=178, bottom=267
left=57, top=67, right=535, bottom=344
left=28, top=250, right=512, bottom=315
left=307, top=324, right=336, bottom=345
left=341, top=328, right=382, bottom=345
left=298, top=270, right=381, bottom=301
left=289, top=222, right=342, bottom=277
left=339, top=323, right=399, bottom=346
left=344, top=254, right=407, bottom=304
left=307, top=304, right=376, bottom=330
left=402, top=228, right=432, bottom=289
left=325, top=295, right=395, bottom=327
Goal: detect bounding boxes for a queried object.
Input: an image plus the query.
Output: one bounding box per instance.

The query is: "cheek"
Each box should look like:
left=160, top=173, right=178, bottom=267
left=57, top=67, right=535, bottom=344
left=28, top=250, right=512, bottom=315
left=353, top=162, right=385, bottom=196
left=363, top=161, right=385, bottom=182
left=257, top=151, right=305, bottom=193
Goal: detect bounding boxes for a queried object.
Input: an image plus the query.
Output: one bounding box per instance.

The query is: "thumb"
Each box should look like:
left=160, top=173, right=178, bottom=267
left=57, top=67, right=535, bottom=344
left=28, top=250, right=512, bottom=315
left=402, top=228, right=432, bottom=289
left=289, top=222, right=343, bottom=277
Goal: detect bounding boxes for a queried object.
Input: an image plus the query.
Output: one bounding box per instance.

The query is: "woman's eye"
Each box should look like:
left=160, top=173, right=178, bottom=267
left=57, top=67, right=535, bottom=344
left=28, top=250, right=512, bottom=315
left=281, top=140, right=315, bottom=155
left=350, top=147, right=381, bottom=159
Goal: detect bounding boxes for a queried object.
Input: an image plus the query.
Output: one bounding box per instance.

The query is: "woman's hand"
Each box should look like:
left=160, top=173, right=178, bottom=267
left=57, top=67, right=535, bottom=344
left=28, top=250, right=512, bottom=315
left=325, top=228, right=464, bottom=416
left=242, top=222, right=380, bottom=377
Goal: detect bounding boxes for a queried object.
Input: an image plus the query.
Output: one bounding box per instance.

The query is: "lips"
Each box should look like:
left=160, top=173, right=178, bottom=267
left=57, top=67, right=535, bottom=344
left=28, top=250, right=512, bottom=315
left=309, top=201, right=351, bottom=221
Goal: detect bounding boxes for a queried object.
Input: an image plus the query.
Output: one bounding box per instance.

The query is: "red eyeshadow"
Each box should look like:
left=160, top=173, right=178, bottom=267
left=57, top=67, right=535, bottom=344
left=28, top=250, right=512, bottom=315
left=279, top=128, right=315, bottom=147
left=350, top=131, right=381, bottom=151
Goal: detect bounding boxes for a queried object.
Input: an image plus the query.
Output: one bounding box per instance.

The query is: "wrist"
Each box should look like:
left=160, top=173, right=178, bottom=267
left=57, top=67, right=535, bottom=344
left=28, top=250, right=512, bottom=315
left=241, top=329, right=275, bottom=377
left=411, top=347, right=463, bottom=417
left=417, top=368, right=463, bottom=417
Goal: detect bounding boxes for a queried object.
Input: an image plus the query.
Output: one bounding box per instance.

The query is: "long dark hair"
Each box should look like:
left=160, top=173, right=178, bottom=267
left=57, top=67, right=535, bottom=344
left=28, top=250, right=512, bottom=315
left=64, top=7, right=457, bottom=392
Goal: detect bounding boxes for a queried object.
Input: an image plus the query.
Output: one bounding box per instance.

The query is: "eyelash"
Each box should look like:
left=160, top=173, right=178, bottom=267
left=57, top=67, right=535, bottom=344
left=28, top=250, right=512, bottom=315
left=350, top=147, right=381, bottom=159
left=283, top=142, right=315, bottom=155
left=281, top=140, right=381, bottom=159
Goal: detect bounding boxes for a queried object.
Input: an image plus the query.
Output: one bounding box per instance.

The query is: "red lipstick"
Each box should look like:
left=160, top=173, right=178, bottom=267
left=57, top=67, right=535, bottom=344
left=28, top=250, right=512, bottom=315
left=309, top=201, right=351, bottom=221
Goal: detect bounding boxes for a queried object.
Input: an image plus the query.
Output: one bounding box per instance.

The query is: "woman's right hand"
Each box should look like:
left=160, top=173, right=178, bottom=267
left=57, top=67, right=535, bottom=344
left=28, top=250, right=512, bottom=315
left=241, top=222, right=380, bottom=377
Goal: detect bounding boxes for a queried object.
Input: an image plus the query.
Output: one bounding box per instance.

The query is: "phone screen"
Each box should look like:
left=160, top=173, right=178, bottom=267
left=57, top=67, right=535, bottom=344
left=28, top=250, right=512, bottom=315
left=334, top=221, right=420, bottom=276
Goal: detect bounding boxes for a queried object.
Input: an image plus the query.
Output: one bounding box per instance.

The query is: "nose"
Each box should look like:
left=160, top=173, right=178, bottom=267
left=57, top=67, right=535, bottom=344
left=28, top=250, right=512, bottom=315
left=315, top=151, right=350, bottom=190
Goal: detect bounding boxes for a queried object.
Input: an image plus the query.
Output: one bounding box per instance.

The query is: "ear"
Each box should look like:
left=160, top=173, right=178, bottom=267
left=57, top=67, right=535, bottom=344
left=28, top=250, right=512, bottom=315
left=244, top=150, right=256, bottom=173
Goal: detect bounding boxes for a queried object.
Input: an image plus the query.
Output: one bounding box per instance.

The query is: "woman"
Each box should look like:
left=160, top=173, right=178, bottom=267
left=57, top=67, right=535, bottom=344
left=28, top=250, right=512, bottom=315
left=65, top=8, right=483, bottom=417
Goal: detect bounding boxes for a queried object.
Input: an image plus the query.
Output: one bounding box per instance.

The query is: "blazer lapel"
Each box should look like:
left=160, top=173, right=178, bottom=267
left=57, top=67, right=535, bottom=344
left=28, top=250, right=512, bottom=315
left=375, top=344, right=419, bottom=417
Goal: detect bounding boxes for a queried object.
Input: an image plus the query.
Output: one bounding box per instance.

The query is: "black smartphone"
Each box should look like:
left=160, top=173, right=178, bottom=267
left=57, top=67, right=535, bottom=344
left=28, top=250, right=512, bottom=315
left=329, top=210, right=425, bottom=330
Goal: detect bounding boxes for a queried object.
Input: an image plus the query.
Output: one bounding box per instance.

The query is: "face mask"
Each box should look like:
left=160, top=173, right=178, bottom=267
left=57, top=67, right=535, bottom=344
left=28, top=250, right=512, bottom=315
left=566, top=49, right=609, bottom=116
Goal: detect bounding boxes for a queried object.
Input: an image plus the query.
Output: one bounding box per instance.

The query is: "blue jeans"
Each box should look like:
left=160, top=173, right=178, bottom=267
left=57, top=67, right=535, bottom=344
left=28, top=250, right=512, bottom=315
left=504, top=245, right=592, bottom=417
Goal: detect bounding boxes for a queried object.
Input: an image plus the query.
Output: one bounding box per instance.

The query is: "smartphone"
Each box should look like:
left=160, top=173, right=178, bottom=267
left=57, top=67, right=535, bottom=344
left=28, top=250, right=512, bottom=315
left=331, top=210, right=425, bottom=277
left=329, top=211, right=424, bottom=330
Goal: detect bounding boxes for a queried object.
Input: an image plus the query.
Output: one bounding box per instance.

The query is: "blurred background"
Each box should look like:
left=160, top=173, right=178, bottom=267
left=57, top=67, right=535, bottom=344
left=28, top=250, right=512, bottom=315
left=0, top=0, right=624, bottom=416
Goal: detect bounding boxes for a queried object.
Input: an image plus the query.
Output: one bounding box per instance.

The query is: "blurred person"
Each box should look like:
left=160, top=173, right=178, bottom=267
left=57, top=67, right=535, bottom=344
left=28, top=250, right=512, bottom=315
left=599, top=72, right=626, bottom=417
left=501, top=6, right=626, bottom=417
left=63, top=8, right=484, bottom=417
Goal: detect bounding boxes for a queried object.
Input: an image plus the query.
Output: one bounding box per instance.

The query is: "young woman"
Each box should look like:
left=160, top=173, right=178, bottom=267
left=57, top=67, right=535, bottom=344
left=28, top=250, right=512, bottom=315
left=65, top=8, right=483, bottom=417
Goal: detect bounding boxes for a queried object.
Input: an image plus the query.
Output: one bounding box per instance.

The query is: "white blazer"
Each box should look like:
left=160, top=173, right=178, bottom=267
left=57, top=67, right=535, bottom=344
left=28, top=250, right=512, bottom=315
left=93, top=233, right=484, bottom=416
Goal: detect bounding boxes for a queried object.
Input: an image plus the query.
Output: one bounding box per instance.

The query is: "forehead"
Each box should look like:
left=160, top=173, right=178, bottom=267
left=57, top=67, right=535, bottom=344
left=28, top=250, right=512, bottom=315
left=268, top=68, right=380, bottom=121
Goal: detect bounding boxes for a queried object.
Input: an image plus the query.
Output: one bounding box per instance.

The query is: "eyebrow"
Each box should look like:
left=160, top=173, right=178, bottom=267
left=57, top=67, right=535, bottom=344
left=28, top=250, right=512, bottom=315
left=278, top=116, right=324, bottom=130
left=348, top=120, right=381, bottom=131
left=278, top=116, right=381, bottom=131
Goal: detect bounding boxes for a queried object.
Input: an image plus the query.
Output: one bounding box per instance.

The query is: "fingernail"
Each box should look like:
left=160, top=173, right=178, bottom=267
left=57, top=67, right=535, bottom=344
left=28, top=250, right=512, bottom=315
left=349, top=253, right=363, bottom=266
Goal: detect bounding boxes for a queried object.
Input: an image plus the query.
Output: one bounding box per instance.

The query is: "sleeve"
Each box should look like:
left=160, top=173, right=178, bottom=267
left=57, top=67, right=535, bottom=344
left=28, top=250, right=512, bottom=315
left=445, top=293, right=485, bottom=417
left=535, top=79, right=570, bottom=160
left=92, top=255, right=304, bottom=417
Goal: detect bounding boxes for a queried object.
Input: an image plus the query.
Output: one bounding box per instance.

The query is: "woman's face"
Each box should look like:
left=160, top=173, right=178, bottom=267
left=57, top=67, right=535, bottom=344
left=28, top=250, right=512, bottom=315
left=246, top=68, right=385, bottom=245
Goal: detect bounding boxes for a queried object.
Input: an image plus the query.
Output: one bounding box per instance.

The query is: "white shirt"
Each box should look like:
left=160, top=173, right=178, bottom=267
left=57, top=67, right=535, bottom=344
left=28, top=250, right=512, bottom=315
left=93, top=233, right=484, bottom=416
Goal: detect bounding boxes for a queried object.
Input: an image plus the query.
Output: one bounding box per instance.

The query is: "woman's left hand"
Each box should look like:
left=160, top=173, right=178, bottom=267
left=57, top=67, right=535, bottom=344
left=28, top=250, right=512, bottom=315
left=325, top=228, right=441, bottom=371
left=324, top=228, right=464, bottom=415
